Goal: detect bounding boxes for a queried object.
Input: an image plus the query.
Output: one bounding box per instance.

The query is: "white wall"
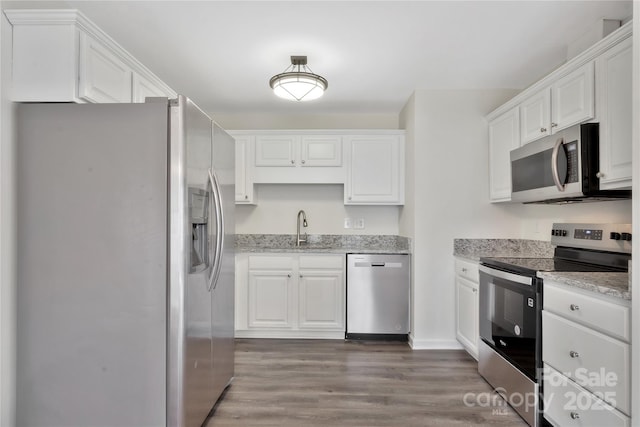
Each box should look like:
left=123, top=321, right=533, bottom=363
left=236, top=184, right=400, bottom=235
left=401, top=89, right=632, bottom=349
left=0, top=9, right=15, bottom=427
left=215, top=112, right=399, bottom=131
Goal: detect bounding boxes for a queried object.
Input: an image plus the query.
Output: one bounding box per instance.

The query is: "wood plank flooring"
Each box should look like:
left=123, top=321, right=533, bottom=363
left=206, top=339, right=528, bottom=426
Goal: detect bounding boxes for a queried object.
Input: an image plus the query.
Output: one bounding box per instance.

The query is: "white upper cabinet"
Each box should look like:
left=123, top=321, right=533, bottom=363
left=520, top=63, right=594, bottom=145
left=78, top=32, right=133, bottom=103
left=552, top=63, right=595, bottom=130
left=520, top=89, right=551, bottom=144
left=251, top=133, right=343, bottom=184
left=232, top=135, right=255, bottom=204
left=344, top=135, right=404, bottom=205
left=6, top=9, right=175, bottom=104
left=595, top=36, right=632, bottom=190
left=300, top=135, right=342, bottom=167
left=255, top=135, right=297, bottom=167
left=488, top=21, right=631, bottom=199
left=488, top=107, right=520, bottom=202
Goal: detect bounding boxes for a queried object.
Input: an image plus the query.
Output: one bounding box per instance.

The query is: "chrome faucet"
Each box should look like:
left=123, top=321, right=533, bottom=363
left=296, top=210, right=308, bottom=246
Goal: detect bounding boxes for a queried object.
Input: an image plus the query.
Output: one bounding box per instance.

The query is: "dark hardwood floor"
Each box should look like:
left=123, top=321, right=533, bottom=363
left=206, top=339, right=527, bottom=426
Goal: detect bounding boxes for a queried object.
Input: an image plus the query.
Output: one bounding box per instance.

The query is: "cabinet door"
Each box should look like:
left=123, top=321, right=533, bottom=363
left=520, top=88, right=551, bottom=144
left=344, top=136, right=404, bottom=205
left=248, top=270, right=294, bottom=328
left=132, top=73, right=171, bottom=103
left=78, top=33, right=133, bottom=103
left=488, top=107, right=520, bottom=202
left=456, top=276, right=478, bottom=359
left=552, top=62, right=595, bottom=132
left=255, top=135, right=297, bottom=167
left=234, top=136, right=255, bottom=204
left=596, top=37, right=632, bottom=190
left=300, top=136, right=342, bottom=167
left=298, top=270, right=344, bottom=330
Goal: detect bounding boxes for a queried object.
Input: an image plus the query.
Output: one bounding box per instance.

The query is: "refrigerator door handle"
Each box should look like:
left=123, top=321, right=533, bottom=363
left=207, top=168, right=224, bottom=291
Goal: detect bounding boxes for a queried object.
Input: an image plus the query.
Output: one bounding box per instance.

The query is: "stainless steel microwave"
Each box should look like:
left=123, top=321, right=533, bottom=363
left=510, top=123, right=631, bottom=203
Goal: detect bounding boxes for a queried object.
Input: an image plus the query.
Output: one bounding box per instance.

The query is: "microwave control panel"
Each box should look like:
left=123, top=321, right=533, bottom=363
left=565, top=141, right=579, bottom=183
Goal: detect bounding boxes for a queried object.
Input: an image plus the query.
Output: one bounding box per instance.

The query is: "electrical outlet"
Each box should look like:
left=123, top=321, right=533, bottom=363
left=344, top=218, right=352, bottom=229
left=354, top=218, right=365, bottom=229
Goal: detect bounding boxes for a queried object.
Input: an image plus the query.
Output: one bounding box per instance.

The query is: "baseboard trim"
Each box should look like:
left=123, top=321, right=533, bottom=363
left=235, top=330, right=345, bottom=340
left=408, top=336, right=464, bottom=350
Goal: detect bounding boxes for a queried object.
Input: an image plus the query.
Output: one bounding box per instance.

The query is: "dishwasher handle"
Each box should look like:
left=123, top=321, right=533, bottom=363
left=353, top=261, right=403, bottom=268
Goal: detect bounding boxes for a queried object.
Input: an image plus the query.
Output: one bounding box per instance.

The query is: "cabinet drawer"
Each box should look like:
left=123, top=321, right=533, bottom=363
left=249, top=255, right=294, bottom=270
left=454, top=258, right=479, bottom=283
left=299, top=255, right=344, bottom=270
left=544, top=282, right=630, bottom=342
left=543, top=364, right=629, bottom=427
left=542, top=311, right=629, bottom=414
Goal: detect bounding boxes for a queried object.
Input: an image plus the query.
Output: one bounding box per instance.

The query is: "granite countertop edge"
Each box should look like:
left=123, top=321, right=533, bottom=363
left=235, top=234, right=411, bottom=255
left=453, top=238, right=630, bottom=302
left=537, top=271, right=630, bottom=301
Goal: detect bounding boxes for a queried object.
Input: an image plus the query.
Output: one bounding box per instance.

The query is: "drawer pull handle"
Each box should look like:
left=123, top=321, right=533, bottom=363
left=569, top=350, right=580, bottom=358
left=570, top=304, right=580, bottom=311
left=570, top=412, right=580, bottom=420
left=462, top=268, right=468, bottom=273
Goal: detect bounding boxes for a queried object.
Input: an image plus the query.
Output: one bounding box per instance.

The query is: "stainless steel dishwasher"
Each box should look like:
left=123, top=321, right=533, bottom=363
left=346, top=254, right=410, bottom=340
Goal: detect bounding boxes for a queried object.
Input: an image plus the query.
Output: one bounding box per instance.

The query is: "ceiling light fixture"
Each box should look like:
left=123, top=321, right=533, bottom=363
left=269, top=56, right=328, bottom=102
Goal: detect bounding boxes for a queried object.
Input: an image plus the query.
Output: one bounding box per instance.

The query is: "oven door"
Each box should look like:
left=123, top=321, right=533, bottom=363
left=479, top=265, right=539, bottom=380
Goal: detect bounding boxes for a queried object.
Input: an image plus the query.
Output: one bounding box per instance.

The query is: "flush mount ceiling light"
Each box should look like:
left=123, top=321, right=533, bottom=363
left=269, top=56, right=328, bottom=102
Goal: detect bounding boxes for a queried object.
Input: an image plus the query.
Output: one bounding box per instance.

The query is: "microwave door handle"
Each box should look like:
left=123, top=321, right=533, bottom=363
left=551, top=137, right=565, bottom=192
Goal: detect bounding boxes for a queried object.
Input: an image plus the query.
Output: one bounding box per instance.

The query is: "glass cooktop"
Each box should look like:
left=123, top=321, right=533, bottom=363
left=480, top=256, right=626, bottom=277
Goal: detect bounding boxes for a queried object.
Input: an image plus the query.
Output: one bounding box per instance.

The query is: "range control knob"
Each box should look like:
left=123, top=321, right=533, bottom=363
left=610, top=232, right=621, bottom=240
left=621, top=232, right=632, bottom=241
left=562, top=230, right=567, bottom=237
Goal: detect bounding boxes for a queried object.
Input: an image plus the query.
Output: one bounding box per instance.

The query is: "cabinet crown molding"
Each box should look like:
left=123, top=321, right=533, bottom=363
left=228, top=129, right=405, bottom=136
left=486, top=21, right=632, bottom=121
left=5, top=8, right=175, bottom=99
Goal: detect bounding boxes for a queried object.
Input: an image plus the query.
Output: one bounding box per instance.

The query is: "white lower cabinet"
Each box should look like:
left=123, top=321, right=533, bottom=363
left=542, top=280, right=631, bottom=426
left=454, top=257, right=479, bottom=359
left=236, top=253, right=345, bottom=339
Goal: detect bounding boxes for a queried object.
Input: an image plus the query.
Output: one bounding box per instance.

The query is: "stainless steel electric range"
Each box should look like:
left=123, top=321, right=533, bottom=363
left=478, top=223, right=631, bottom=427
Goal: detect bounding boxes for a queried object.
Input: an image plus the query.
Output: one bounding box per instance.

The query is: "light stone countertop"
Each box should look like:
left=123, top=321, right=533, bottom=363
left=453, top=238, right=630, bottom=301
left=236, top=234, right=411, bottom=254
left=538, top=271, right=630, bottom=301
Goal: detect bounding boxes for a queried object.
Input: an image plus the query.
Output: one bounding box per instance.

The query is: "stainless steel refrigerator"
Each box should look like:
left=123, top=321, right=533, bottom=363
left=16, top=95, right=235, bottom=427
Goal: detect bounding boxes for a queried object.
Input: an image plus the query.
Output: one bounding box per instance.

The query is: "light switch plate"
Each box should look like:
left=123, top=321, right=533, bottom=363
left=354, top=218, right=365, bottom=229
left=344, top=218, right=352, bottom=229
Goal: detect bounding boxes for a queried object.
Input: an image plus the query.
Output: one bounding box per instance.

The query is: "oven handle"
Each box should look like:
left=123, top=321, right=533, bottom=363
left=479, top=265, right=534, bottom=286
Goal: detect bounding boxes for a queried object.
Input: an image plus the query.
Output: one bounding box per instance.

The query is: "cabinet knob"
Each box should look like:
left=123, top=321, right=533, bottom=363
left=291, top=160, right=295, bottom=164
left=540, top=127, right=547, bottom=133
left=472, top=288, right=477, bottom=293
left=596, top=171, right=605, bottom=178
left=461, top=268, right=467, bottom=273
left=244, top=195, right=248, bottom=200
left=570, top=304, right=579, bottom=311
left=299, top=274, right=303, bottom=278
left=551, top=122, right=558, bottom=128
left=570, top=412, right=580, bottom=420
left=301, top=160, right=306, bottom=164
left=569, top=350, right=580, bottom=358
left=348, top=197, right=352, bottom=201
left=287, top=274, right=291, bottom=278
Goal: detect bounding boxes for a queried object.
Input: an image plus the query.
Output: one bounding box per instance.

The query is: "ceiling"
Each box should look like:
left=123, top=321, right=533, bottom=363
left=28, top=1, right=635, bottom=115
